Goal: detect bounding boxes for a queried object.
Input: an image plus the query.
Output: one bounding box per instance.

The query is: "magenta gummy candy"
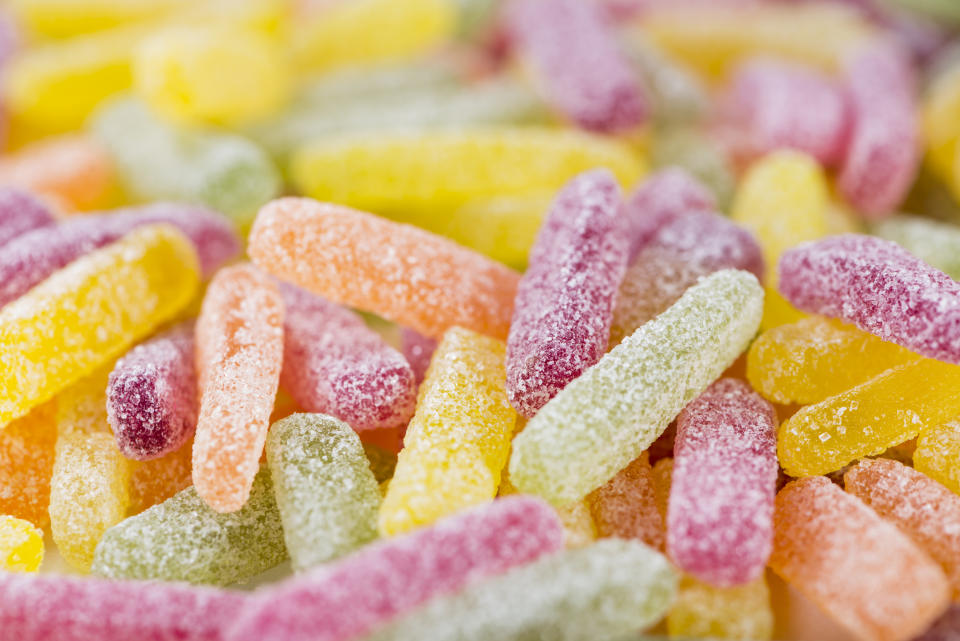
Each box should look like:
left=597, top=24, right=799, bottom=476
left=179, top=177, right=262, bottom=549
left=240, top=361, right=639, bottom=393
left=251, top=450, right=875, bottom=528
left=107, top=323, right=197, bottom=460
left=0, top=187, right=55, bottom=248
left=779, top=234, right=960, bottom=365
left=506, top=169, right=628, bottom=417
left=503, top=0, right=647, bottom=132
left=227, top=496, right=564, bottom=641
left=667, top=378, right=778, bottom=587
left=400, top=327, right=437, bottom=384
left=280, top=282, right=417, bottom=430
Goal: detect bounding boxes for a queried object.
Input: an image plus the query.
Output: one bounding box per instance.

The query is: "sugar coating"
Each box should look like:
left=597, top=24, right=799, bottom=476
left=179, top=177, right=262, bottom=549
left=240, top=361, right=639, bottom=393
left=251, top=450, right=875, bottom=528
left=266, top=413, right=381, bottom=571
left=399, top=327, right=436, bottom=384
left=0, top=570, right=245, bottom=641
left=668, top=378, right=778, bottom=586
left=769, top=476, right=949, bottom=641
left=0, top=187, right=54, bottom=248
left=498, top=466, right=596, bottom=550
left=366, top=538, right=677, bottom=641
left=506, top=169, right=627, bottom=417
left=779, top=234, right=960, bottom=364
left=0, top=401, right=56, bottom=527
left=503, top=0, right=646, bottom=132
left=667, top=575, right=774, bottom=641
left=0, top=224, right=199, bottom=428
left=915, top=420, right=960, bottom=496
left=380, top=327, right=517, bottom=535
left=872, top=214, right=960, bottom=280
left=250, top=198, right=520, bottom=340
left=280, top=282, right=416, bottom=430
left=509, top=269, right=763, bottom=506
left=194, top=264, right=284, bottom=513
left=915, top=605, right=960, bottom=641
left=227, top=496, right=565, bottom=641
left=91, top=467, right=287, bottom=586
left=845, top=458, right=960, bottom=600
left=107, top=323, right=197, bottom=460
left=0, top=515, right=43, bottom=573
left=747, top=316, right=917, bottom=405
left=587, top=451, right=664, bottom=551
left=127, top=437, right=194, bottom=516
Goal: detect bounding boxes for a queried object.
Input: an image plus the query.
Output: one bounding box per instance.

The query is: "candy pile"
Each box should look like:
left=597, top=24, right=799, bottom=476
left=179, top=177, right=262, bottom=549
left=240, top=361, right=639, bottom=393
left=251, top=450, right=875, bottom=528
left=4, top=1, right=960, bottom=641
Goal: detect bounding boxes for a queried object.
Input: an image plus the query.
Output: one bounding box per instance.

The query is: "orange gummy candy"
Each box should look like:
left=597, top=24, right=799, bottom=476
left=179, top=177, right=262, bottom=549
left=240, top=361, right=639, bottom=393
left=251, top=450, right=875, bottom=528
left=128, top=438, right=194, bottom=516
left=0, top=401, right=57, bottom=527
left=587, top=451, right=664, bottom=551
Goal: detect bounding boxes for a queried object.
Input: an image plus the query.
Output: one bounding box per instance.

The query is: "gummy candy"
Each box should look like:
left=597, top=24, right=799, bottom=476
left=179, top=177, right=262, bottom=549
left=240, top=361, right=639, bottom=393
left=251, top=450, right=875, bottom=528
left=651, top=127, right=736, bottom=210
left=620, top=32, right=708, bottom=128
left=587, top=451, right=664, bottom=551
left=871, top=214, right=960, bottom=280
left=399, top=327, right=436, bottom=384
left=915, top=420, right=960, bottom=495
left=0, top=187, right=54, bottom=248
left=127, top=437, right=193, bottom=516
left=0, top=515, right=43, bottom=572
left=0, top=402, right=56, bottom=527
left=8, top=0, right=191, bottom=39
left=667, top=575, right=774, bottom=641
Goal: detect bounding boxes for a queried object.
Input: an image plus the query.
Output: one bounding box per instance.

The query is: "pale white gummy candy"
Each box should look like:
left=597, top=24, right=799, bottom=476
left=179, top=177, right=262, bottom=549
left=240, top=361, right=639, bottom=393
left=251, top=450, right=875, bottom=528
left=509, top=269, right=763, bottom=505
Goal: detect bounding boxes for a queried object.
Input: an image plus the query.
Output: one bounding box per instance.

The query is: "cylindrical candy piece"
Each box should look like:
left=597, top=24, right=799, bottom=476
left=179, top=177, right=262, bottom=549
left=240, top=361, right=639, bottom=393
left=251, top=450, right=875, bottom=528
left=379, top=327, right=517, bottom=536
left=0, top=187, right=54, bottom=248
left=668, top=575, right=774, bottom=641
left=0, top=402, right=56, bottom=527
left=266, top=413, right=381, bottom=571
left=587, top=451, right=664, bottom=551
left=915, top=420, right=960, bottom=495
left=226, top=496, right=564, bottom=641
left=506, top=169, right=628, bottom=417
left=872, top=215, right=960, bottom=280
left=509, top=269, right=763, bottom=506
left=0, top=515, right=43, bottom=573
left=193, top=263, right=284, bottom=513
left=250, top=198, right=520, bottom=340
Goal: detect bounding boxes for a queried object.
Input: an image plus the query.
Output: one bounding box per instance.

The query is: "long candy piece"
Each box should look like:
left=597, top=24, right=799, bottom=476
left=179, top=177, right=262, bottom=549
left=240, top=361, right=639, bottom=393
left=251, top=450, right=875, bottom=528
left=0, top=516, right=43, bottom=573
left=509, top=269, right=763, bottom=506
left=0, top=402, right=56, bottom=526
left=0, top=187, right=54, bottom=248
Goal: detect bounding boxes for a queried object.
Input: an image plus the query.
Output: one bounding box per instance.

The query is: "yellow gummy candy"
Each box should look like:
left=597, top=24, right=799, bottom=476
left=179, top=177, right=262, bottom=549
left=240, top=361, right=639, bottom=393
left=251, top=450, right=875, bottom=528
left=9, top=0, right=192, bottom=39
left=0, top=224, right=199, bottom=428
left=379, top=327, right=517, bottom=536
left=445, top=193, right=553, bottom=269
left=778, top=358, right=960, bottom=477
left=668, top=575, right=774, bottom=641
left=0, top=515, right=44, bottom=573
left=915, top=420, right=960, bottom=495
left=923, top=65, right=960, bottom=187
left=747, top=317, right=918, bottom=405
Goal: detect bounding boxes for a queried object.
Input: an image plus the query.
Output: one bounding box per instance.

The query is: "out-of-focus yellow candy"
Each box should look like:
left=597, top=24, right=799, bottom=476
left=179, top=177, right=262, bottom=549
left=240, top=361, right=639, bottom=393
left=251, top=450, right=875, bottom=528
left=292, top=0, right=457, bottom=73
left=732, top=151, right=829, bottom=330
left=0, top=515, right=44, bottom=572
left=0, top=225, right=199, bottom=428
left=9, top=0, right=191, bottom=39
left=445, top=193, right=553, bottom=269
left=668, top=576, right=773, bottom=640
left=923, top=65, right=960, bottom=199
left=379, top=327, right=517, bottom=536
left=915, top=420, right=960, bottom=495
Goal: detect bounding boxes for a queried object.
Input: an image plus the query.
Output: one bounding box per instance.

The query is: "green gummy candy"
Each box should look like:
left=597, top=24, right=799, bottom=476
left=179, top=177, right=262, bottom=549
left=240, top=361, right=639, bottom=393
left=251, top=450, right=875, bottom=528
left=509, top=269, right=763, bottom=506
left=90, top=468, right=287, bottom=586
left=872, top=214, right=960, bottom=280
left=266, top=413, right=381, bottom=571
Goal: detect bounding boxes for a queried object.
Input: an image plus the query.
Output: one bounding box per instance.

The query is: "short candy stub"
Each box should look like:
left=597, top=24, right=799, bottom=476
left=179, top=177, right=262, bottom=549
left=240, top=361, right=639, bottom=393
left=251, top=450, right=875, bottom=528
left=0, top=515, right=43, bottom=572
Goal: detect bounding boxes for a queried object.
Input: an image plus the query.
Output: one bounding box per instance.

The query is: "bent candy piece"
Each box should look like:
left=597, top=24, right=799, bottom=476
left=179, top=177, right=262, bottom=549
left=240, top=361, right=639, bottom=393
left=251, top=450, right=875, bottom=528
left=0, top=571, right=245, bottom=641
left=916, top=420, right=960, bottom=496
left=107, top=324, right=197, bottom=460
left=0, top=188, right=54, bottom=248
left=91, top=468, right=287, bottom=585
left=506, top=169, right=628, bottom=417
left=872, top=215, right=960, bottom=281
left=193, top=264, right=284, bottom=513
left=400, top=327, right=436, bottom=384
left=280, top=283, right=417, bottom=431
left=746, top=316, right=918, bottom=405
left=227, top=496, right=564, bottom=641
left=845, top=458, right=960, bottom=600
left=587, top=451, right=664, bottom=551
left=266, top=413, right=381, bottom=571
left=779, top=235, right=960, bottom=365
left=504, top=0, right=646, bottom=132
left=379, top=327, right=517, bottom=536
left=668, top=575, right=774, bottom=641
left=0, top=515, right=43, bottom=572
left=509, top=269, right=763, bottom=506
left=770, top=477, right=949, bottom=641
left=668, top=378, right=778, bottom=587
left=366, top=539, right=677, bottom=641
left=0, top=402, right=56, bottom=527
left=0, top=225, right=199, bottom=427
left=250, top=198, right=520, bottom=340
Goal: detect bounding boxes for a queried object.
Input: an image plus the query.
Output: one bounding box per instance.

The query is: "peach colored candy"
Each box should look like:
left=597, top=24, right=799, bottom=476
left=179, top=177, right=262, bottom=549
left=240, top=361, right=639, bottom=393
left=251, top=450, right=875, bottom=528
left=193, top=264, right=284, bottom=513
left=128, top=438, right=194, bottom=516
left=0, top=401, right=56, bottom=527
left=249, top=198, right=520, bottom=340
left=587, top=451, right=664, bottom=552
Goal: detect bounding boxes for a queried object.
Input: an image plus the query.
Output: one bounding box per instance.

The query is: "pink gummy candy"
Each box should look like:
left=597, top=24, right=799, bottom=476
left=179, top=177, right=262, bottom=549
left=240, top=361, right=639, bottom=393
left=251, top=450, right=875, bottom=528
left=503, top=0, right=647, bottom=132
left=779, top=234, right=960, bottom=365
left=667, top=378, right=778, bottom=586
left=0, top=572, right=243, bottom=641
left=400, top=327, right=437, bottom=384
left=107, top=323, right=197, bottom=460
left=226, top=495, right=564, bottom=641
left=506, top=169, right=628, bottom=417
left=838, top=39, right=918, bottom=218
left=0, top=187, right=55, bottom=248
left=279, top=282, right=417, bottom=430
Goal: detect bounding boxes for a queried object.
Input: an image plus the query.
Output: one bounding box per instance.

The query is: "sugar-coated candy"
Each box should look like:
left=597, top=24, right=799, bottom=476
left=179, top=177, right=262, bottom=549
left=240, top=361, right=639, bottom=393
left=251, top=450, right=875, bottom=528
left=0, top=187, right=54, bottom=248
left=667, top=576, right=774, bottom=641
left=504, top=0, right=646, bottom=132
left=193, top=263, right=284, bottom=513
left=506, top=169, right=627, bottom=417
left=587, top=452, right=664, bottom=551
left=379, top=327, right=516, bottom=536
left=769, top=476, right=949, bottom=641
left=7, top=0, right=191, bottom=38
left=620, top=32, right=708, bottom=128
left=915, top=420, right=960, bottom=496
left=399, top=327, right=436, bottom=384
left=510, top=269, right=763, bottom=506
left=250, top=198, right=520, bottom=340
left=923, top=64, right=960, bottom=196
left=366, top=538, right=677, bottom=641
left=0, top=515, right=43, bottom=573
left=845, top=458, right=960, bottom=600
left=127, top=437, right=193, bottom=515
left=747, top=316, right=917, bottom=405
left=780, top=234, right=960, bottom=365
left=0, top=402, right=56, bottom=527
left=266, top=413, right=381, bottom=571
left=226, top=496, right=564, bottom=641
left=651, top=127, right=737, bottom=210
left=91, top=467, right=287, bottom=585
left=107, top=323, right=197, bottom=460
left=0, top=224, right=199, bottom=427
left=871, top=215, right=960, bottom=280
left=279, top=283, right=417, bottom=431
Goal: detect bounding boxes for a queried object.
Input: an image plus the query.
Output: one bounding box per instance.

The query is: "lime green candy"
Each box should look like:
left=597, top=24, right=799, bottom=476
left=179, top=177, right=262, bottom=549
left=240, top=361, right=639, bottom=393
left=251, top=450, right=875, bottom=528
left=509, top=269, right=763, bottom=506
left=872, top=214, right=960, bottom=280
left=266, top=413, right=381, bottom=571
